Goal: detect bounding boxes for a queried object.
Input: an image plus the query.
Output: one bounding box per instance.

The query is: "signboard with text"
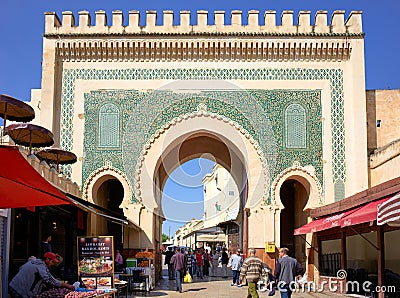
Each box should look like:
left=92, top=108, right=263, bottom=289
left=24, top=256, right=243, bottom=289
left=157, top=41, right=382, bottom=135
left=77, top=236, right=114, bottom=289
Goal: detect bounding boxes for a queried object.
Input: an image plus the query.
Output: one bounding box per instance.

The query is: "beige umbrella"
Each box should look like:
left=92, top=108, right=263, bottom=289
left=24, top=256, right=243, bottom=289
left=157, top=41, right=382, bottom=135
left=5, top=123, right=54, bottom=154
left=36, top=147, right=77, bottom=171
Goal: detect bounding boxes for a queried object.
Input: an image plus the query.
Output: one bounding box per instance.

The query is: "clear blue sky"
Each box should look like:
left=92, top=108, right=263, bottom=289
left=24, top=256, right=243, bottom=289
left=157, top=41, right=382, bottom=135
left=1, top=0, right=399, bottom=236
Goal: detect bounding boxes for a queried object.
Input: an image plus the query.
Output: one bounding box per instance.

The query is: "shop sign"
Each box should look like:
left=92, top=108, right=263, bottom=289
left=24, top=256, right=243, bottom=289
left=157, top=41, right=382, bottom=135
left=77, top=236, right=114, bottom=290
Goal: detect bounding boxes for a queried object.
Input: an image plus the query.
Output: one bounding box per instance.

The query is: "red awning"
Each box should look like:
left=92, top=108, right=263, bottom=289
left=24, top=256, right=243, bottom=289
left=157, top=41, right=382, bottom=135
left=294, top=208, right=360, bottom=235
left=377, top=192, right=400, bottom=226
left=0, top=145, right=70, bottom=208
left=340, top=197, right=390, bottom=227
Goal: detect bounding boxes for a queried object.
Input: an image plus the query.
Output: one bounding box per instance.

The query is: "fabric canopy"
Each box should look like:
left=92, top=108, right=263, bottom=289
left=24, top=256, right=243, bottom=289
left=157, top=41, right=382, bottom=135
left=294, top=209, right=360, bottom=235
left=377, top=192, right=400, bottom=226
left=66, top=193, right=135, bottom=227
left=294, top=195, right=398, bottom=235
left=197, top=233, right=226, bottom=242
left=340, top=197, right=390, bottom=227
left=0, top=145, right=70, bottom=208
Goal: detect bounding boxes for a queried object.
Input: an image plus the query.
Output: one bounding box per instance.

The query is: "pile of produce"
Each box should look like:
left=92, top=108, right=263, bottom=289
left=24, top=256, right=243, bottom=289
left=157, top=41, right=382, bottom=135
left=35, top=287, right=111, bottom=298
left=137, top=260, right=149, bottom=267
left=64, top=290, right=96, bottom=298
left=36, top=288, right=72, bottom=298
left=134, top=251, right=153, bottom=258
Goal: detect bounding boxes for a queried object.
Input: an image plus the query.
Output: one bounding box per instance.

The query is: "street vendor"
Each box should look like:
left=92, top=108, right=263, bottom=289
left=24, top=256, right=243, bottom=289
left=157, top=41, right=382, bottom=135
left=9, top=252, right=75, bottom=297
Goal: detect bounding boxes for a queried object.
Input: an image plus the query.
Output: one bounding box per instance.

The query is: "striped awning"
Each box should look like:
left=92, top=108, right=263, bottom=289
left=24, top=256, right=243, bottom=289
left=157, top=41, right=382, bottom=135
left=377, top=192, right=400, bottom=226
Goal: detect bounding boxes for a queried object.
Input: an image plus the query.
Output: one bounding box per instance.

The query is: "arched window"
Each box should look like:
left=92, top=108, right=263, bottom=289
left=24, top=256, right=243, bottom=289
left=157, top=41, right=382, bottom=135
left=98, top=103, right=120, bottom=148
left=285, top=103, right=306, bottom=148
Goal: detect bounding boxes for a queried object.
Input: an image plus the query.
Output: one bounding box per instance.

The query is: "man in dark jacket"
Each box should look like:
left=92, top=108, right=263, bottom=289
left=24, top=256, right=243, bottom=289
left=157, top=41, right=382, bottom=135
left=163, top=246, right=175, bottom=280
left=274, top=247, right=304, bottom=298
left=221, top=247, right=229, bottom=278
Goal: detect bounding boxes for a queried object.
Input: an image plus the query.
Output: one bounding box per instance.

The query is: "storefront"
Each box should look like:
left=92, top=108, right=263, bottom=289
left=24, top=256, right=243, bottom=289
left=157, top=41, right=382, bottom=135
left=295, top=177, right=400, bottom=297
left=0, top=145, right=137, bottom=297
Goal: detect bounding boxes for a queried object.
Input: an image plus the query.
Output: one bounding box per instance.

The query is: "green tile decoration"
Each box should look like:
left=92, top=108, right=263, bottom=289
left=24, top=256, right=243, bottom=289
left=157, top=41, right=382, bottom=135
left=61, top=68, right=344, bottom=203
left=98, top=103, right=121, bottom=148
left=285, top=103, right=306, bottom=149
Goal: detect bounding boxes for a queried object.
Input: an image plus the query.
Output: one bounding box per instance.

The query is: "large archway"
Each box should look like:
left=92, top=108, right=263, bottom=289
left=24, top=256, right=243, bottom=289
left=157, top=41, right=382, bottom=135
left=131, top=111, right=268, bottom=257
left=135, top=112, right=267, bottom=214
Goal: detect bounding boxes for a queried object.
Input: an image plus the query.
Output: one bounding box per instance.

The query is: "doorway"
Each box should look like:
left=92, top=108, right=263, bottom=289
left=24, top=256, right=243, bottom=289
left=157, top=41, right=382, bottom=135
left=280, top=179, right=308, bottom=263
left=96, top=178, right=124, bottom=249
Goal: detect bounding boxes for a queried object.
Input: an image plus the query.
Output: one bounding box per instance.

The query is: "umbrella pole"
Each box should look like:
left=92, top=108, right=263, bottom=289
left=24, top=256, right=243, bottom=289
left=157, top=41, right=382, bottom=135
left=57, top=154, right=60, bottom=172
left=29, top=130, right=32, bottom=155
left=3, top=115, right=6, bottom=129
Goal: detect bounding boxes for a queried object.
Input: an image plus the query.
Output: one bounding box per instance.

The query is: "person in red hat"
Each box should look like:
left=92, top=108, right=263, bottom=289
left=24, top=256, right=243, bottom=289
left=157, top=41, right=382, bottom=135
left=9, top=252, right=75, bottom=298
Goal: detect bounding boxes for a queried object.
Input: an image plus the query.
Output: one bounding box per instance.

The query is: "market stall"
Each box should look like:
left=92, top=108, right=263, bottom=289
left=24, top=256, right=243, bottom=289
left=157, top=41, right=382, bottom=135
left=35, top=287, right=117, bottom=298
left=122, top=251, right=155, bottom=294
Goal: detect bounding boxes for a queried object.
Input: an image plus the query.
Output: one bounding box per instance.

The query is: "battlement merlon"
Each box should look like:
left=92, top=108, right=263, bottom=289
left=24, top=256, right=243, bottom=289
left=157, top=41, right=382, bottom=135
left=44, top=10, right=363, bottom=35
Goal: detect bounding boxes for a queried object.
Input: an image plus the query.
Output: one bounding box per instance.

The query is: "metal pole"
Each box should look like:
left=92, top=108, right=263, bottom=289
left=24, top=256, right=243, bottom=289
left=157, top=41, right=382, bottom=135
left=2, top=209, right=11, bottom=298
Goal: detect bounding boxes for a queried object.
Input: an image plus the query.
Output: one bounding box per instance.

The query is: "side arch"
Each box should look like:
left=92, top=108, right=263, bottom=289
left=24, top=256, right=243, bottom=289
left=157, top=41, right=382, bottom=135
left=271, top=162, right=322, bottom=211
left=82, top=166, right=133, bottom=211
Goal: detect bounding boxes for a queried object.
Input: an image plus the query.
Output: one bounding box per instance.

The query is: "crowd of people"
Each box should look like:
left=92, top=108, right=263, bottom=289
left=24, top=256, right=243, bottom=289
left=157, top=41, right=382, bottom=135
left=164, top=245, right=305, bottom=298
left=163, top=245, right=231, bottom=282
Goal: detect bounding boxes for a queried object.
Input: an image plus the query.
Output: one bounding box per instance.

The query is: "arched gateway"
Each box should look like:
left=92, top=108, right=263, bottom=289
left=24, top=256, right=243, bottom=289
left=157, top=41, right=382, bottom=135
left=33, top=9, right=367, bottom=281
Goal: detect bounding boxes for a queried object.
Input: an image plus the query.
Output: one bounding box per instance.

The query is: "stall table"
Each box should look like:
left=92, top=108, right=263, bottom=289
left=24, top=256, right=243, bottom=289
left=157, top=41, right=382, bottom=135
left=119, top=272, right=150, bottom=294
left=114, top=280, right=128, bottom=298
left=93, top=289, right=117, bottom=297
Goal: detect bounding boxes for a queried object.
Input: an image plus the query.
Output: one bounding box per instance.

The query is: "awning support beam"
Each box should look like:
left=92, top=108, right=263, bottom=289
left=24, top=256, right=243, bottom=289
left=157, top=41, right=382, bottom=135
left=299, top=234, right=319, bottom=254
left=348, top=226, right=379, bottom=250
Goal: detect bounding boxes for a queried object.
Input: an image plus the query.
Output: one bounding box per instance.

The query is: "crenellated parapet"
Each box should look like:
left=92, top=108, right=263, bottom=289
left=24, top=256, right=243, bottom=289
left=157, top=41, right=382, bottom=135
left=45, top=10, right=363, bottom=35
left=44, top=10, right=363, bottom=62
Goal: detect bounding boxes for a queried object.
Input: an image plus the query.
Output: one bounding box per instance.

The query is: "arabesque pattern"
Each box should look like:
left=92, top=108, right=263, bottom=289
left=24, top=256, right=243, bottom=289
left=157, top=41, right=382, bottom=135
left=61, top=67, right=344, bottom=202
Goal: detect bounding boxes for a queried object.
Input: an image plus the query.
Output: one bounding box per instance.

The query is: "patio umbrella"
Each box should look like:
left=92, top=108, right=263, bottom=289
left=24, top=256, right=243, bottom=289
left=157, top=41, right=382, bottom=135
left=5, top=123, right=54, bottom=154
left=36, top=147, right=77, bottom=171
left=0, top=94, right=35, bottom=130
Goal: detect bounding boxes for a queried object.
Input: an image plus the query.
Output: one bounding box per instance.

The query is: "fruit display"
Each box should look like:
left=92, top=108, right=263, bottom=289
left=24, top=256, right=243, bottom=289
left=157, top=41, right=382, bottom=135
left=36, top=288, right=72, bottom=298
left=134, top=251, right=154, bottom=258
left=35, top=287, right=114, bottom=298
left=64, top=291, right=96, bottom=298
left=63, top=289, right=111, bottom=297
left=137, top=259, right=149, bottom=267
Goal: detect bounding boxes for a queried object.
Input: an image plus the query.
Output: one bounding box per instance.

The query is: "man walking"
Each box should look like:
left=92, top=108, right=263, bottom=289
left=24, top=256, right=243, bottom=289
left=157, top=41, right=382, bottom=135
left=195, top=249, right=204, bottom=279
left=228, top=248, right=243, bottom=287
left=185, top=250, right=195, bottom=278
left=240, top=248, right=267, bottom=298
left=221, top=247, right=229, bottom=278
left=170, top=247, right=185, bottom=293
left=163, top=246, right=175, bottom=280
left=274, top=247, right=304, bottom=298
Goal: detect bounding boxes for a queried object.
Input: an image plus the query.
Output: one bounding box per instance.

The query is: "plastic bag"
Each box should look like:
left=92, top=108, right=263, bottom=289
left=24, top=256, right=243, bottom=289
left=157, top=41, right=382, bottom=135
left=184, top=272, right=193, bottom=283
